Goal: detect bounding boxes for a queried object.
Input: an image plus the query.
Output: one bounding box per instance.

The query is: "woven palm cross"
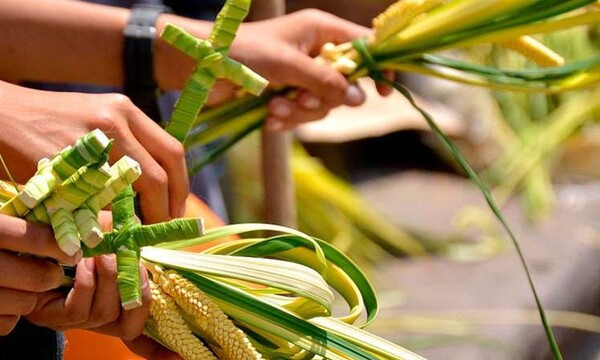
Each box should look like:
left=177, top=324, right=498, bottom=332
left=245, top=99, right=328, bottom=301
left=162, top=0, right=268, bottom=143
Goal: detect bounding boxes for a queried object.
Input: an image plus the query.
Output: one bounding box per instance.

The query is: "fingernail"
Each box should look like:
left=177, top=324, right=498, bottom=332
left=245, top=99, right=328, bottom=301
left=272, top=103, right=292, bottom=118
left=73, top=250, right=83, bottom=265
left=266, top=118, right=284, bottom=132
left=344, top=85, right=365, bottom=106
left=300, top=95, right=322, bottom=110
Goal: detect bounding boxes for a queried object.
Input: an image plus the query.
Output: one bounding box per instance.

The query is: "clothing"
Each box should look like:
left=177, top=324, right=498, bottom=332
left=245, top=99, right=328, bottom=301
left=5, top=1, right=225, bottom=359
left=0, top=320, right=63, bottom=360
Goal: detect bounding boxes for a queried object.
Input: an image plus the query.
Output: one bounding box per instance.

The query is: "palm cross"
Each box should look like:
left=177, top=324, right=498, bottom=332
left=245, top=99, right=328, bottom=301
left=162, top=0, right=268, bottom=143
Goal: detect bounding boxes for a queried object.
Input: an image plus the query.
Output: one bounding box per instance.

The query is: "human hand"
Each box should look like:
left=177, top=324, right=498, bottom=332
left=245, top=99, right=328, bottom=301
left=26, top=255, right=150, bottom=339
left=27, top=254, right=181, bottom=358
left=155, top=9, right=391, bottom=132
left=0, top=215, right=80, bottom=335
left=231, top=9, right=393, bottom=131
left=0, top=81, right=188, bottom=224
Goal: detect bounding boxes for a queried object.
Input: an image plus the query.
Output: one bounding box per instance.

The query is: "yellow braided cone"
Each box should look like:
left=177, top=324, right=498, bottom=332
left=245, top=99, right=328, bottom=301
left=148, top=279, right=217, bottom=360
left=160, top=270, right=262, bottom=360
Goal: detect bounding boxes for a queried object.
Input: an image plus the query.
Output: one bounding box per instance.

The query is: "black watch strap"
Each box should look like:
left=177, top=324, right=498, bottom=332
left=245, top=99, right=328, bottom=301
left=123, top=4, right=171, bottom=123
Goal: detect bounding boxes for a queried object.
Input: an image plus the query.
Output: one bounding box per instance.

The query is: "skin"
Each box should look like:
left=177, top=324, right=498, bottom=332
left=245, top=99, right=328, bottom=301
left=0, top=81, right=183, bottom=356
left=0, top=80, right=188, bottom=225
left=0, top=214, right=80, bottom=335
left=0, top=0, right=390, bottom=132
left=27, top=255, right=150, bottom=340
left=0, top=209, right=167, bottom=356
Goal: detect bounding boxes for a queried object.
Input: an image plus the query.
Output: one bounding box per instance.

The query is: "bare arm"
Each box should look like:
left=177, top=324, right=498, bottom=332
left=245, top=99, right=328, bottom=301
left=0, top=0, right=209, bottom=90
left=0, top=0, right=388, bottom=129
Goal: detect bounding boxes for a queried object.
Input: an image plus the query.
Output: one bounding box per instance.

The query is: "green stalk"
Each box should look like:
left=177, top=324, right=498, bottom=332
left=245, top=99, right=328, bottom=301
left=374, top=0, right=539, bottom=54
left=293, top=149, right=427, bottom=256
left=378, top=75, right=563, bottom=359
left=447, top=10, right=600, bottom=52
left=186, top=113, right=265, bottom=177
left=77, top=184, right=205, bottom=308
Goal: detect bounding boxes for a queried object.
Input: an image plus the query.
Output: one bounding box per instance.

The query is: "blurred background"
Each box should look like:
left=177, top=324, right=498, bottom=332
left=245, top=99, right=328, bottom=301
left=217, top=1, right=600, bottom=359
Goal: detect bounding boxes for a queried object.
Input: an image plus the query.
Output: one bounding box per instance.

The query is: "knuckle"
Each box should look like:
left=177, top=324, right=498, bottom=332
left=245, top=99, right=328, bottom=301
left=91, top=94, right=132, bottom=130
left=120, top=321, right=144, bottom=340
left=96, top=256, right=118, bottom=282
left=106, top=93, right=133, bottom=110
left=279, top=51, right=297, bottom=68
left=320, top=74, right=346, bottom=103
left=144, top=166, right=169, bottom=191
left=90, top=108, right=119, bottom=131
left=167, top=138, right=185, bottom=160
left=95, top=306, right=120, bottom=326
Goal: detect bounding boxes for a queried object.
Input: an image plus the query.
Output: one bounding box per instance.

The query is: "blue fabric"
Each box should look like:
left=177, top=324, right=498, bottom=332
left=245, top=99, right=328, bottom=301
left=0, top=320, right=62, bottom=360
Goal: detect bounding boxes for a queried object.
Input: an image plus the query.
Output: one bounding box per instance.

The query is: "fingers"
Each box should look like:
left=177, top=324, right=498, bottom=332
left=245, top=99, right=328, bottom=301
left=0, top=251, right=64, bottom=292
left=27, top=257, right=96, bottom=328
left=376, top=70, right=395, bottom=96
left=81, top=255, right=119, bottom=329
left=93, top=265, right=150, bottom=339
left=301, top=9, right=371, bottom=48
left=266, top=96, right=330, bottom=131
left=0, top=315, right=20, bottom=336
left=126, top=106, right=189, bottom=219
left=98, top=210, right=113, bottom=232
left=271, top=49, right=350, bottom=108
left=123, top=335, right=184, bottom=360
left=0, top=215, right=81, bottom=265
left=265, top=84, right=366, bottom=131
left=0, top=288, right=37, bottom=316
left=28, top=256, right=150, bottom=339
left=108, top=122, right=171, bottom=224
left=94, top=93, right=189, bottom=223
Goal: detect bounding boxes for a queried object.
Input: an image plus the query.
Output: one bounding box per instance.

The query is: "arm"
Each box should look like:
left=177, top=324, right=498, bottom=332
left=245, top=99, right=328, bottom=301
left=0, top=0, right=388, bottom=130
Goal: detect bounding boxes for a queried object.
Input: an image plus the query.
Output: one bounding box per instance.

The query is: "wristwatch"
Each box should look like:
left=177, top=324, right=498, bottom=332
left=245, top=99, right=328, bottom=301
left=123, top=3, right=172, bottom=123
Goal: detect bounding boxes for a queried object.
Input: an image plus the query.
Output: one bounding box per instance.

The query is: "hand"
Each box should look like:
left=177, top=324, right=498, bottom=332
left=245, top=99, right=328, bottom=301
left=27, top=254, right=179, bottom=359
left=232, top=9, right=393, bottom=131
left=0, top=81, right=188, bottom=224
left=0, top=215, right=80, bottom=335
left=156, top=9, right=391, bottom=132
left=26, top=255, right=150, bottom=340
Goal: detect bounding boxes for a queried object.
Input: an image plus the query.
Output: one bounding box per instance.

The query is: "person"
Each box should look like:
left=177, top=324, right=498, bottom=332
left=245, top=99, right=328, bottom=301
left=0, top=0, right=391, bottom=217
left=0, top=208, right=153, bottom=359
left=0, top=81, right=177, bottom=355
left=0, top=0, right=391, bottom=358
left=0, top=0, right=390, bottom=130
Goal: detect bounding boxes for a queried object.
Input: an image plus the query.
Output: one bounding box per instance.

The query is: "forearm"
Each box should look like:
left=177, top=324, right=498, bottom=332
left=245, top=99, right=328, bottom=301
left=0, top=0, right=211, bottom=89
